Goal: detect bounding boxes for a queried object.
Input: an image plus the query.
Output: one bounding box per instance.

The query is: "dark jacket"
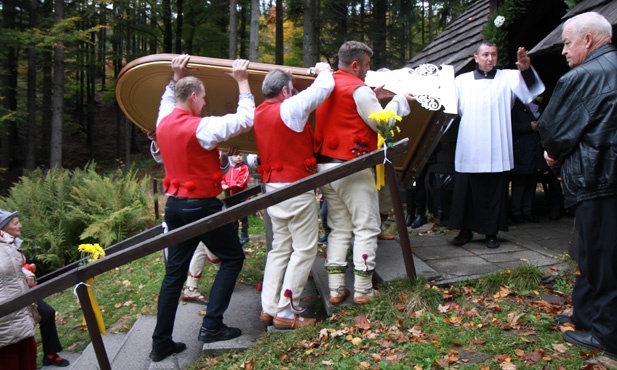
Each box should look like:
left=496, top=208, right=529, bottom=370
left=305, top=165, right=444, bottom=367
left=538, top=43, right=617, bottom=207
left=511, top=99, right=546, bottom=175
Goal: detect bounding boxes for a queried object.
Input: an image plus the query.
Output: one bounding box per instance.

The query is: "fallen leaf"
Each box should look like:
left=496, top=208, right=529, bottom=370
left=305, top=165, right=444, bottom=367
left=351, top=337, right=362, bottom=347
left=552, top=343, right=568, bottom=353
left=354, top=314, right=372, bottom=330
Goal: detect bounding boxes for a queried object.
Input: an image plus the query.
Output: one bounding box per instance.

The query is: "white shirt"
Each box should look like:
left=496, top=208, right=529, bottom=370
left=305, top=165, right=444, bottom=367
left=454, top=68, right=545, bottom=173
left=155, top=81, right=255, bottom=151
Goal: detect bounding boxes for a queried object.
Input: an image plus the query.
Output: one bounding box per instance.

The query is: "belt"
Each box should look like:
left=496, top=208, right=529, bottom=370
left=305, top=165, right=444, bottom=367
left=317, top=155, right=345, bottom=164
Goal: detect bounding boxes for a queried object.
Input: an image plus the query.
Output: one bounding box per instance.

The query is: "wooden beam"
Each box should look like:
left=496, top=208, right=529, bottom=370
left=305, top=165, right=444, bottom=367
left=0, top=139, right=409, bottom=317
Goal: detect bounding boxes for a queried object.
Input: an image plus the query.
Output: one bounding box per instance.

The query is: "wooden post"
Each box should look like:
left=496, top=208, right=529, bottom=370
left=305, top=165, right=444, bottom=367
left=75, top=282, right=111, bottom=370
left=153, top=178, right=159, bottom=220
left=386, top=161, right=417, bottom=283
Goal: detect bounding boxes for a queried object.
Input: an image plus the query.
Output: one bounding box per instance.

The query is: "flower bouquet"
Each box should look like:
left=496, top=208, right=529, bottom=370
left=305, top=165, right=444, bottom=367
left=369, top=110, right=402, bottom=189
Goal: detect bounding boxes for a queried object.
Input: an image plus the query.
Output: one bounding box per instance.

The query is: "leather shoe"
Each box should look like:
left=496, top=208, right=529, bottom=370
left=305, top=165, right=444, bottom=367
left=273, top=314, right=316, bottom=330
left=451, top=230, right=473, bottom=246
left=378, top=232, right=395, bottom=240
left=411, top=214, right=428, bottom=229
left=563, top=330, right=617, bottom=357
left=406, top=214, right=414, bottom=227
left=548, top=208, right=562, bottom=220
left=42, top=354, right=70, bottom=367
left=181, top=288, right=208, bottom=305
left=510, top=215, right=524, bottom=224
left=554, top=314, right=572, bottom=325
left=198, top=324, right=242, bottom=343
left=523, top=214, right=539, bottom=223
left=259, top=310, right=274, bottom=325
left=149, top=341, right=187, bottom=362
left=486, top=235, right=500, bottom=249
left=329, top=288, right=350, bottom=305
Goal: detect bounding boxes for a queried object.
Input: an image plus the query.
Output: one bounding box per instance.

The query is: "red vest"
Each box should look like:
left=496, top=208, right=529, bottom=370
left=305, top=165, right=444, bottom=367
left=157, top=108, right=223, bottom=198
left=254, top=101, right=316, bottom=183
left=314, top=70, right=377, bottom=160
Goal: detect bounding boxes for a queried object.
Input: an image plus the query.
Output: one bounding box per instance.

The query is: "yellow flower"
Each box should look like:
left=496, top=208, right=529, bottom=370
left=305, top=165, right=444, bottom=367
left=78, top=243, right=106, bottom=263
left=369, top=110, right=403, bottom=149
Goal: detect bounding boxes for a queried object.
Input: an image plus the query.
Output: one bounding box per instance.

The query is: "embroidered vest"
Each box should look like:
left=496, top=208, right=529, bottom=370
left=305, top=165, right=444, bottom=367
left=254, top=101, right=316, bottom=183
left=157, top=108, right=223, bottom=198
left=314, top=70, right=377, bottom=160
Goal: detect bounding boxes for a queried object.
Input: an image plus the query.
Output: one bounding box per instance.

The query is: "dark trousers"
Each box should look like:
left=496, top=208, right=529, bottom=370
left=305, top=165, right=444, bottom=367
left=449, top=172, right=509, bottom=235
left=320, top=198, right=330, bottom=235
left=152, top=197, right=245, bottom=351
left=37, top=300, right=62, bottom=356
left=510, top=173, right=537, bottom=217
left=406, top=167, right=428, bottom=216
left=234, top=216, right=249, bottom=237
left=571, top=195, right=617, bottom=352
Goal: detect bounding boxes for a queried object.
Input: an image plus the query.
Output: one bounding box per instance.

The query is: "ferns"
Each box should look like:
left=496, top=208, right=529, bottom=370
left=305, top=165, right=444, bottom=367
left=0, top=163, right=156, bottom=275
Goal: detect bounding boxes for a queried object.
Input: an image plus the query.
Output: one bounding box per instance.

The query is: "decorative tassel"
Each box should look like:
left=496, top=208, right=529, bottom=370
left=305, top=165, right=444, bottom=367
left=362, top=253, right=369, bottom=272
left=256, top=281, right=263, bottom=292
left=284, top=289, right=306, bottom=313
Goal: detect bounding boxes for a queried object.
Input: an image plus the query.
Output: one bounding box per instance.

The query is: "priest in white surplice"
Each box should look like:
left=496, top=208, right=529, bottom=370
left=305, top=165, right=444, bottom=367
left=449, top=40, right=545, bottom=249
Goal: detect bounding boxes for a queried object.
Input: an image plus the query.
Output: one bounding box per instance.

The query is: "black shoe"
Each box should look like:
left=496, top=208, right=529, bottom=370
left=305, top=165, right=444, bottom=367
left=42, top=354, right=70, bottom=367
left=405, top=214, right=414, bottom=227
left=198, top=324, right=242, bottom=343
left=149, top=341, right=187, bottom=362
left=451, top=230, right=473, bottom=246
left=554, top=314, right=572, bottom=325
left=511, top=215, right=524, bottom=224
left=563, top=330, right=617, bottom=358
left=411, top=214, right=428, bottom=229
left=523, top=214, right=539, bottom=223
left=548, top=208, right=562, bottom=220
left=486, top=235, right=500, bottom=249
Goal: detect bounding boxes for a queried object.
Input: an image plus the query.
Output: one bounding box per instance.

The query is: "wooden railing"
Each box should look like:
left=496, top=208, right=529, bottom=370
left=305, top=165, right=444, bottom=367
left=0, top=138, right=416, bottom=369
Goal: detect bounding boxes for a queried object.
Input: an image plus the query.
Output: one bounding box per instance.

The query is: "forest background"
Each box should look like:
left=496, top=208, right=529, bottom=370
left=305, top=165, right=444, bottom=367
left=0, top=0, right=483, bottom=194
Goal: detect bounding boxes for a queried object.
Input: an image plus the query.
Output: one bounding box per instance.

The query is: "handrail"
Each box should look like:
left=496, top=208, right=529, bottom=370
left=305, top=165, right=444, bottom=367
left=0, top=139, right=410, bottom=318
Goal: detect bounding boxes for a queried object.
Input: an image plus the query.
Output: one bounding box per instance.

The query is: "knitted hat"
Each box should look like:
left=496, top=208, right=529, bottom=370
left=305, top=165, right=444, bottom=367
left=0, top=209, right=18, bottom=230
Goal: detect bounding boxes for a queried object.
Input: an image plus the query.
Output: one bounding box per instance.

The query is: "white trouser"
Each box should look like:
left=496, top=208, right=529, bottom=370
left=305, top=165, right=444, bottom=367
left=318, top=164, right=381, bottom=273
left=186, top=242, right=219, bottom=289
left=261, top=186, right=319, bottom=315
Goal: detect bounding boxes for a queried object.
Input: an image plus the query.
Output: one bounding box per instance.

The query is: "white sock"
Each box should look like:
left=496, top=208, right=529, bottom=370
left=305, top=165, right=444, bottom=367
left=277, top=306, right=306, bottom=321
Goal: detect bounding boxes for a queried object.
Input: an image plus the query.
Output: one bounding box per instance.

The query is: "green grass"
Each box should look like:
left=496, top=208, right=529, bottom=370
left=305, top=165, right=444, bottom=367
left=42, top=216, right=597, bottom=370
left=42, top=213, right=268, bottom=353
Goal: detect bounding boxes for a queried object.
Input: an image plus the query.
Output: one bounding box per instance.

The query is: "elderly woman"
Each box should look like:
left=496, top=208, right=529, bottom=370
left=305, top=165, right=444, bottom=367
left=0, top=209, right=37, bottom=369
left=0, top=209, right=69, bottom=368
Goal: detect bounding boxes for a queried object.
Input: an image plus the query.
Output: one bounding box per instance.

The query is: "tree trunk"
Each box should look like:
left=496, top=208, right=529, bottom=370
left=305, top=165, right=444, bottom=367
left=249, top=0, right=259, bottom=61
left=175, top=0, right=183, bottom=54
left=1, top=0, right=18, bottom=191
left=229, top=0, right=238, bottom=59
left=372, top=0, right=387, bottom=69
left=26, top=0, right=39, bottom=171
left=302, top=0, right=319, bottom=67
left=275, top=0, right=283, bottom=65
left=50, top=0, right=65, bottom=169
left=163, top=0, right=172, bottom=52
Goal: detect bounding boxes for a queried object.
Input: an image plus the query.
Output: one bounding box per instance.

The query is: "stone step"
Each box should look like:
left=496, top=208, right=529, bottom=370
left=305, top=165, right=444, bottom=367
left=56, top=283, right=267, bottom=370
left=62, top=331, right=126, bottom=370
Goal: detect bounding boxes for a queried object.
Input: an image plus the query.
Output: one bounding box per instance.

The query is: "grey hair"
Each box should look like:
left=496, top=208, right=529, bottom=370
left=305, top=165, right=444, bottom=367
left=174, top=76, right=204, bottom=102
left=261, top=69, right=294, bottom=99
left=338, top=41, right=373, bottom=67
left=565, top=12, right=612, bottom=40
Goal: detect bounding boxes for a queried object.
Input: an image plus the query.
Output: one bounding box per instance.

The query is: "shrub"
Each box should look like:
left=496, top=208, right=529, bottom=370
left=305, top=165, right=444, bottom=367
left=0, top=163, right=155, bottom=275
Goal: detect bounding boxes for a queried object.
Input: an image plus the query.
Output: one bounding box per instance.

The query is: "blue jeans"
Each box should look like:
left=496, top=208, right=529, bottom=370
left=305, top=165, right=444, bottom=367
left=152, top=196, right=245, bottom=351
